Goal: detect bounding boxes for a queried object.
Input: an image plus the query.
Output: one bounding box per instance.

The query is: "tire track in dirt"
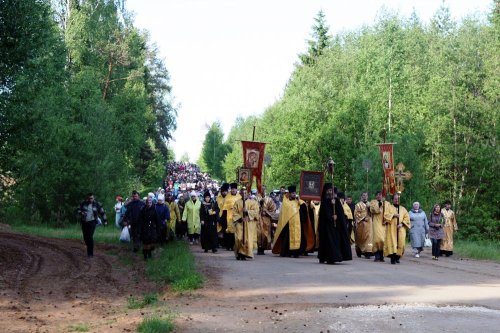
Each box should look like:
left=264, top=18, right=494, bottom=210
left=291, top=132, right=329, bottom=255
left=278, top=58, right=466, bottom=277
left=0, top=229, right=157, bottom=333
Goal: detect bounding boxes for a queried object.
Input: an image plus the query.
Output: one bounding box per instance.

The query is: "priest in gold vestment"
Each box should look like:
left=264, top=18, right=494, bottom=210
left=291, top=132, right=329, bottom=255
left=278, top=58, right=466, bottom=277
left=354, top=192, right=373, bottom=259
left=272, top=185, right=314, bottom=257
left=440, top=200, right=458, bottom=257
left=233, top=188, right=260, bottom=260
left=384, top=193, right=411, bottom=264
left=218, top=183, right=241, bottom=251
left=370, top=191, right=393, bottom=262
left=257, top=192, right=276, bottom=254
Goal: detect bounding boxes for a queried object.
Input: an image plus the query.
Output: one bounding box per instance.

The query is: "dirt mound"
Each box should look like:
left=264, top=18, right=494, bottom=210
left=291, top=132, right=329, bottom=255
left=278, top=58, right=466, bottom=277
left=0, top=230, right=156, bottom=333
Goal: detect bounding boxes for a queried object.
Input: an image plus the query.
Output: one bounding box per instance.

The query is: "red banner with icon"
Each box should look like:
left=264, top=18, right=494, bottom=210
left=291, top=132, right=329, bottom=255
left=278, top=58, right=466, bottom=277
left=377, top=143, right=396, bottom=196
left=241, top=141, right=266, bottom=194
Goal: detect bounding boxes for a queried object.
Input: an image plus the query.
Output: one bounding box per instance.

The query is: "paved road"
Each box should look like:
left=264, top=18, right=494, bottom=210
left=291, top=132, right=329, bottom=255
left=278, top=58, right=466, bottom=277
left=171, top=245, right=500, bottom=332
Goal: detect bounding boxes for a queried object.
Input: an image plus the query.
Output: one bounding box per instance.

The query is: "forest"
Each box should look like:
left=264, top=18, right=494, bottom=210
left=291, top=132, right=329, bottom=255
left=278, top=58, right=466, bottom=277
left=0, top=0, right=177, bottom=224
left=208, top=5, right=499, bottom=240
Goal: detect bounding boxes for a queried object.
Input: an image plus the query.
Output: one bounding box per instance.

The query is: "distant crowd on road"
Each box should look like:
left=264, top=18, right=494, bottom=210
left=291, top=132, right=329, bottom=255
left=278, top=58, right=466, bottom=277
left=78, top=161, right=458, bottom=265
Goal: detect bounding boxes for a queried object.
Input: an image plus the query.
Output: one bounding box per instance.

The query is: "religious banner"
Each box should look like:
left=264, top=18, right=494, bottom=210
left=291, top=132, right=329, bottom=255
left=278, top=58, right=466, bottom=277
left=241, top=141, right=266, bottom=193
left=377, top=143, right=396, bottom=196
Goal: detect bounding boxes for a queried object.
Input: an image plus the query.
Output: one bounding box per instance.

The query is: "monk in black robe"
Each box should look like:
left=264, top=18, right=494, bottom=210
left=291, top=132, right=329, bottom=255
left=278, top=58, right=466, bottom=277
left=317, top=183, right=352, bottom=264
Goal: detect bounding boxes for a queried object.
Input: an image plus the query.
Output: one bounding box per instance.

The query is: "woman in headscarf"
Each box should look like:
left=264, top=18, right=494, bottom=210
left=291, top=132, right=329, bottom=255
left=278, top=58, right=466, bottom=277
left=200, top=190, right=219, bottom=253
left=408, top=201, right=429, bottom=258
left=140, top=197, right=160, bottom=260
left=182, top=191, right=201, bottom=244
left=317, top=183, right=352, bottom=264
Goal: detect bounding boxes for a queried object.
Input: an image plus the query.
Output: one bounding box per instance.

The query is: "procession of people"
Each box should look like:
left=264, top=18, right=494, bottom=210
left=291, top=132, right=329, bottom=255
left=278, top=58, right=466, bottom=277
left=89, top=160, right=459, bottom=265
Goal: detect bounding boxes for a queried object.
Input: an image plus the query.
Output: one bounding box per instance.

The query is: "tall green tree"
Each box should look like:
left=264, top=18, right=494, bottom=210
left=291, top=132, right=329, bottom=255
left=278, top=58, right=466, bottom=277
left=298, top=10, right=332, bottom=66
left=201, top=122, right=231, bottom=180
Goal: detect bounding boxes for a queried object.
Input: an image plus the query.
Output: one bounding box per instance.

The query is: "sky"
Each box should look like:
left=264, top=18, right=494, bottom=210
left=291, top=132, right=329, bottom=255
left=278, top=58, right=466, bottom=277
left=126, top=0, right=493, bottom=162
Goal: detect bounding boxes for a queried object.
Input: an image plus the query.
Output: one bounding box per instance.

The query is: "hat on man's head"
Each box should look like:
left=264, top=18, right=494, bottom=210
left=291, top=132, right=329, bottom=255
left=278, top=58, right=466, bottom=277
left=230, top=183, right=238, bottom=189
left=220, top=183, right=229, bottom=192
left=190, top=191, right=197, bottom=197
left=337, top=192, right=345, bottom=199
left=287, top=185, right=296, bottom=193
left=157, top=194, right=165, bottom=202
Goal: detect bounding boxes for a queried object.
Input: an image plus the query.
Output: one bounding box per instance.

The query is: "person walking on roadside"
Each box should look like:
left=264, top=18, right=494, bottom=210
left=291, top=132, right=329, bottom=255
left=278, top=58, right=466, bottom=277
left=428, top=204, right=445, bottom=260
left=384, top=193, right=411, bottom=265
left=155, top=194, right=170, bottom=246
left=77, top=192, right=107, bottom=258
left=200, top=190, right=219, bottom=253
left=354, top=192, right=373, bottom=259
left=140, top=197, right=160, bottom=260
left=233, top=187, right=260, bottom=260
left=166, top=192, right=180, bottom=241
left=440, top=200, right=458, bottom=257
left=114, top=196, right=124, bottom=229
left=408, top=201, right=429, bottom=258
left=123, top=190, right=145, bottom=253
left=370, top=191, right=392, bottom=262
left=182, top=191, right=201, bottom=244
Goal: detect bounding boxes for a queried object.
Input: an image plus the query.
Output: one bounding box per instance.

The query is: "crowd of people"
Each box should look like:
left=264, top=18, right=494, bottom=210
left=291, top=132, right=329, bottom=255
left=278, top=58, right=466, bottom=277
left=77, top=162, right=458, bottom=265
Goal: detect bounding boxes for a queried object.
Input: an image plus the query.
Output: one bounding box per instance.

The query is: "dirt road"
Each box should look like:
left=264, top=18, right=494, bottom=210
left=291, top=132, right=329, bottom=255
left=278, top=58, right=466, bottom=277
left=0, top=228, right=156, bottom=333
left=1, top=225, right=499, bottom=333
left=171, top=244, right=500, bottom=333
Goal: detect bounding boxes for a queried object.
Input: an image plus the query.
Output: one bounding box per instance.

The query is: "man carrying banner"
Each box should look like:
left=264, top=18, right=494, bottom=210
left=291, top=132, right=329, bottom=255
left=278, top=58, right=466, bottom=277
left=384, top=193, right=411, bottom=264
left=370, top=191, right=392, bottom=262
left=233, top=187, right=260, bottom=260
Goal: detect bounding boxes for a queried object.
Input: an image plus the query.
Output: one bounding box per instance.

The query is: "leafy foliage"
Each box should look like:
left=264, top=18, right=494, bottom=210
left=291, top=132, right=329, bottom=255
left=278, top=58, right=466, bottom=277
left=223, top=7, right=499, bottom=240
left=201, top=122, right=231, bottom=179
left=0, top=0, right=177, bottom=224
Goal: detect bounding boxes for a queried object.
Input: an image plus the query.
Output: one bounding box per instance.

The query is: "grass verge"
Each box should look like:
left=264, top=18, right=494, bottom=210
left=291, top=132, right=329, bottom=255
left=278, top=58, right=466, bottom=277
left=454, top=239, right=500, bottom=262
left=10, top=223, right=122, bottom=244
left=127, top=293, right=159, bottom=309
left=137, top=315, right=174, bottom=333
left=145, top=240, right=203, bottom=292
left=68, top=323, right=90, bottom=332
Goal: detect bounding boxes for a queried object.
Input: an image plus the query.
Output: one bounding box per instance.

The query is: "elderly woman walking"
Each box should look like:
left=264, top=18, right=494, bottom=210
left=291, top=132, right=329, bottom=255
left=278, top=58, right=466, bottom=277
left=408, top=202, right=429, bottom=258
left=428, top=204, right=445, bottom=260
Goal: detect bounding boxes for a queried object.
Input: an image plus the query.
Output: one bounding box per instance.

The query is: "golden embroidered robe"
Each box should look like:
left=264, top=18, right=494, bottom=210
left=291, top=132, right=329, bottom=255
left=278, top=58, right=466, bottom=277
left=370, top=199, right=392, bottom=252
left=233, top=198, right=260, bottom=258
left=383, top=204, right=411, bottom=257
left=258, top=196, right=276, bottom=250
left=354, top=201, right=373, bottom=254
left=440, top=208, right=458, bottom=252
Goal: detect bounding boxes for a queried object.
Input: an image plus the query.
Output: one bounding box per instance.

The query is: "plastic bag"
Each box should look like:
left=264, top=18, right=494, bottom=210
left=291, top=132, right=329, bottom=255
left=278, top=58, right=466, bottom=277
left=424, top=235, right=432, bottom=247
left=120, top=226, right=130, bottom=242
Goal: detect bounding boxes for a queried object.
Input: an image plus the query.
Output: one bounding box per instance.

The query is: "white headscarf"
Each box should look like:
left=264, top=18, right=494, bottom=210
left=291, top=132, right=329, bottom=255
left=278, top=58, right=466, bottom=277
left=190, top=191, right=197, bottom=197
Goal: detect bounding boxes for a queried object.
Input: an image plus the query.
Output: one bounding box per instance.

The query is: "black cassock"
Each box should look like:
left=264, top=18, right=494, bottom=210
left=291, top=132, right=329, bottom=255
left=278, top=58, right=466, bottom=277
left=200, top=201, right=219, bottom=251
left=317, top=197, right=352, bottom=264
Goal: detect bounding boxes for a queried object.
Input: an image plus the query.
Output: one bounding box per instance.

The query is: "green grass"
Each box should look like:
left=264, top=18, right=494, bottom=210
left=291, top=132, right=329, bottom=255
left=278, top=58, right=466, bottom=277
left=137, top=315, right=174, bottom=333
left=454, top=239, right=500, bottom=262
left=10, top=223, right=122, bottom=244
left=145, top=240, right=204, bottom=292
left=68, top=323, right=90, bottom=332
left=127, top=293, right=159, bottom=309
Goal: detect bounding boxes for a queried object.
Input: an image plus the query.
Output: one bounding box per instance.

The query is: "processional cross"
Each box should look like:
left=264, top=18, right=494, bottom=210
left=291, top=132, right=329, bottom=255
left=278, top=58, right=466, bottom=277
left=394, top=162, right=412, bottom=193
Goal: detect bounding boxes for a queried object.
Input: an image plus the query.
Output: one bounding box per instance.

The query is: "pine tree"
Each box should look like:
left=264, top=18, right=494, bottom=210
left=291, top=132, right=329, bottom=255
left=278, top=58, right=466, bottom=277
left=299, top=10, right=332, bottom=66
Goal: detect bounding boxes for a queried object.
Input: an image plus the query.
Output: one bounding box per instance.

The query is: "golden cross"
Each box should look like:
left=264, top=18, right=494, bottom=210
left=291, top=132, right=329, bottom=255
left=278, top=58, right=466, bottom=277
left=395, top=162, right=412, bottom=193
